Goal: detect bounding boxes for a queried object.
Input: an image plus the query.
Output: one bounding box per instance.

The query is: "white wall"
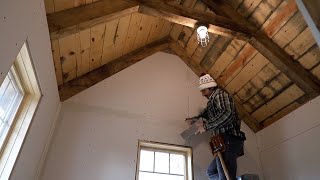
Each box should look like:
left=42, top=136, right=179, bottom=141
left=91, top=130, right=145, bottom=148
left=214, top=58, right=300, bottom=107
left=258, top=96, right=320, bottom=180
left=1, top=0, right=61, bottom=179
left=41, top=52, right=262, bottom=180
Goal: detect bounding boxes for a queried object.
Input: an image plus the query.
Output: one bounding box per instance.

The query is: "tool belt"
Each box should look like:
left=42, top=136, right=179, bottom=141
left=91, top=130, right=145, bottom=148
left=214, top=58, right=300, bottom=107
left=209, top=134, right=226, bottom=155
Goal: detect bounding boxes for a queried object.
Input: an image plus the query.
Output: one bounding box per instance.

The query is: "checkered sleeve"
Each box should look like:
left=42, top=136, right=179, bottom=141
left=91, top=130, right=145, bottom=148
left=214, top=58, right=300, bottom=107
left=204, top=90, right=235, bottom=131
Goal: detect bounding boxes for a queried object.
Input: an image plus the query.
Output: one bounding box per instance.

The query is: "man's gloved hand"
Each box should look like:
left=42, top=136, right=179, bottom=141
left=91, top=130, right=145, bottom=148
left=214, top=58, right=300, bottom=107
left=195, top=119, right=206, bottom=134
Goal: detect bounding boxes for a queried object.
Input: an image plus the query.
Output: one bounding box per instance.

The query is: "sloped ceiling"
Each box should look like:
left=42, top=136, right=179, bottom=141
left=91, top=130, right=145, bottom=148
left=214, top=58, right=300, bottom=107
left=44, top=0, right=320, bottom=132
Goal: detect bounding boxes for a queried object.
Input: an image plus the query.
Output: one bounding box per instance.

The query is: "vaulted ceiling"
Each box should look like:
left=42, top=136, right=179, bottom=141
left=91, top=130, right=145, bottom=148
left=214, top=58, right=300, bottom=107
left=44, top=0, right=320, bottom=132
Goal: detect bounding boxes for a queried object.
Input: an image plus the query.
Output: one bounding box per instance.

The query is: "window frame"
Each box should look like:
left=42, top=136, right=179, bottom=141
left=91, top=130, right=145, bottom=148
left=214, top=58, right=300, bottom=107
left=0, top=42, right=42, bottom=179
left=136, top=140, right=194, bottom=180
left=0, top=66, right=25, bottom=154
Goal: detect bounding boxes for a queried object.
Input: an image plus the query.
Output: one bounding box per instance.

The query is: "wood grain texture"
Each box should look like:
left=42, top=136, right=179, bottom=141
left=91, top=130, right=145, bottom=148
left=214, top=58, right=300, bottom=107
left=51, top=39, right=63, bottom=85
left=137, top=1, right=253, bottom=40
left=48, top=0, right=139, bottom=40
left=58, top=34, right=79, bottom=82
left=251, top=84, right=304, bottom=122
left=89, top=23, right=106, bottom=71
left=59, top=37, right=170, bottom=101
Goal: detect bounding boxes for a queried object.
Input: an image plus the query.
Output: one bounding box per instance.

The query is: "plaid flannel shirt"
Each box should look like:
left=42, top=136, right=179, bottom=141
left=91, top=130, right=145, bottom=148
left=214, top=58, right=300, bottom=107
left=195, top=88, right=245, bottom=140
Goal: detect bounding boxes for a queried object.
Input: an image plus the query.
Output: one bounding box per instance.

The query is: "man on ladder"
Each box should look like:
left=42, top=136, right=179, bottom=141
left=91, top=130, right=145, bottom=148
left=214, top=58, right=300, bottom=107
left=186, top=74, right=246, bottom=180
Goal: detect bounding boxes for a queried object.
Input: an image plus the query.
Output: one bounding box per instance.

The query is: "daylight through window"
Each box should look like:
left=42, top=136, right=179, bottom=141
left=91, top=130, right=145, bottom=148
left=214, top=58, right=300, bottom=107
left=137, top=141, right=193, bottom=180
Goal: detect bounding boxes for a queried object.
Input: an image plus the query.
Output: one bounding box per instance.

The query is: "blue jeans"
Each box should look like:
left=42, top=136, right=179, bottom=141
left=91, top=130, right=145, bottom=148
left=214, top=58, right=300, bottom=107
left=207, top=134, right=244, bottom=180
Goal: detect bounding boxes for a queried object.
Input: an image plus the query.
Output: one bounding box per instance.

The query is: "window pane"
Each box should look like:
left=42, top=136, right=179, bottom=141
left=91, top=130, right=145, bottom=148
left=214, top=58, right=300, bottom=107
left=0, top=80, right=18, bottom=120
left=154, top=152, right=169, bottom=173
left=139, top=172, right=184, bottom=180
left=170, top=154, right=185, bottom=175
left=139, top=150, right=154, bottom=172
left=0, top=76, right=10, bottom=119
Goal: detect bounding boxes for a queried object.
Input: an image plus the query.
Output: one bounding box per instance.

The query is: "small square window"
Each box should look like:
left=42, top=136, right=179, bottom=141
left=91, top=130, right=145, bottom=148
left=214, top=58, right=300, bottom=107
left=136, top=141, right=193, bottom=180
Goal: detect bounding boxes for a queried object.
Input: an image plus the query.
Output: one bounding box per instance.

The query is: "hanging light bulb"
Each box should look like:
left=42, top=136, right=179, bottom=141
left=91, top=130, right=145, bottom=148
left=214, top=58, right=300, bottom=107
left=197, top=26, right=209, bottom=47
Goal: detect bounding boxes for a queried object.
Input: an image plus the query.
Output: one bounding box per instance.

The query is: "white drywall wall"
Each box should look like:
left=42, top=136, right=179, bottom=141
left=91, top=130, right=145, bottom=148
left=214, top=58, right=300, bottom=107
left=41, top=52, right=262, bottom=180
left=258, top=95, right=320, bottom=180
left=1, top=0, right=61, bottom=179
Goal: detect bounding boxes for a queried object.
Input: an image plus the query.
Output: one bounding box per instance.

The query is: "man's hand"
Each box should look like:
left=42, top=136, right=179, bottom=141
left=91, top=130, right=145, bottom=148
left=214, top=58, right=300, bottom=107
left=185, top=117, right=198, bottom=125
left=195, top=119, right=206, bottom=134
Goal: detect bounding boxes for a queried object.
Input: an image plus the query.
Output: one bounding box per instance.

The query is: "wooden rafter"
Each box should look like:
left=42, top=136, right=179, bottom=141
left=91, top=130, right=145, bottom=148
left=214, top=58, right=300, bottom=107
left=58, top=38, right=169, bottom=101
left=168, top=38, right=262, bottom=132
left=135, top=0, right=253, bottom=41
left=47, top=0, right=254, bottom=41
left=201, top=0, right=320, bottom=95
left=47, top=0, right=139, bottom=40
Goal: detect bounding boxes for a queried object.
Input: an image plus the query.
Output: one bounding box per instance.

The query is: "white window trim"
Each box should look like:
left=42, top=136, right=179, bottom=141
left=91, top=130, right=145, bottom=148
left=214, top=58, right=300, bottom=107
left=136, top=140, right=194, bottom=180
left=0, top=42, right=41, bottom=179
left=0, top=66, right=25, bottom=153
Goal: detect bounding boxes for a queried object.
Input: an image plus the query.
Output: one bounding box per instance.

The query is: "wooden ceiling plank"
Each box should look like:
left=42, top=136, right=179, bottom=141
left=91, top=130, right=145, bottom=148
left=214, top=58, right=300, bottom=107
left=200, top=36, right=232, bottom=70
left=138, top=2, right=252, bottom=41
left=237, top=0, right=262, bottom=18
left=59, top=37, right=169, bottom=101
left=311, top=64, right=320, bottom=81
left=248, top=0, right=282, bottom=28
left=159, top=21, right=174, bottom=39
left=147, top=18, right=166, bottom=44
left=235, top=13, right=309, bottom=104
left=113, top=15, right=132, bottom=60
left=53, top=0, right=74, bottom=12
left=218, top=44, right=258, bottom=87
left=169, top=0, right=197, bottom=41
left=251, top=84, right=304, bottom=122
left=184, top=1, right=208, bottom=57
left=177, top=27, right=193, bottom=47
left=58, top=34, right=79, bottom=83
left=101, top=19, right=119, bottom=65
left=132, top=15, right=153, bottom=49
left=215, top=0, right=295, bottom=87
left=191, top=33, right=218, bottom=65
left=48, top=0, right=139, bottom=40
left=298, top=45, right=320, bottom=70
left=284, top=27, right=316, bottom=60
left=168, top=38, right=262, bottom=132
left=263, top=90, right=319, bottom=127
left=123, top=13, right=143, bottom=55
left=202, top=0, right=320, bottom=95
left=89, top=23, right=106, bottom=71
left=74, top=0, right=87, bottom=7
left=209, top=39, right=246, bottom=79
left=225, top=53, right=269, bottom=95
left=51, top=39, right=63, bottom=85
left=236, top=63, right=280, bottom=103
left=77, top=29, right=91, bottom=76
left=44, top=0, right=55, bottom=14
left=272, top=11, right=307, bottom=50
left=244, top=73, right=292, bottom=113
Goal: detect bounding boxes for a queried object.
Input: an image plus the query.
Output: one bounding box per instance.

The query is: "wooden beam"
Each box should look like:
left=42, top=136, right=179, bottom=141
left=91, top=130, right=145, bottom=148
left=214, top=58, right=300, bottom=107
left=201, top=0, right=320, bottom=95
left=168, top=38, right=262, bottom=132
left=47, top=0, right=139, bottom=40
left=58, top=37, right=169, bottom=101
left=134, top=0, right=253, bottom=41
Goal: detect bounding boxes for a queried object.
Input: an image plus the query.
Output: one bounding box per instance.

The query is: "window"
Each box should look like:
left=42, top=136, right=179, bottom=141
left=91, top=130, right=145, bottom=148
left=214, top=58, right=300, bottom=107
left=136, top=141, right=193, bottom=180
left=0, top=43, right=41, bottom=179
left=0, top=67, right=24, bottom=150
